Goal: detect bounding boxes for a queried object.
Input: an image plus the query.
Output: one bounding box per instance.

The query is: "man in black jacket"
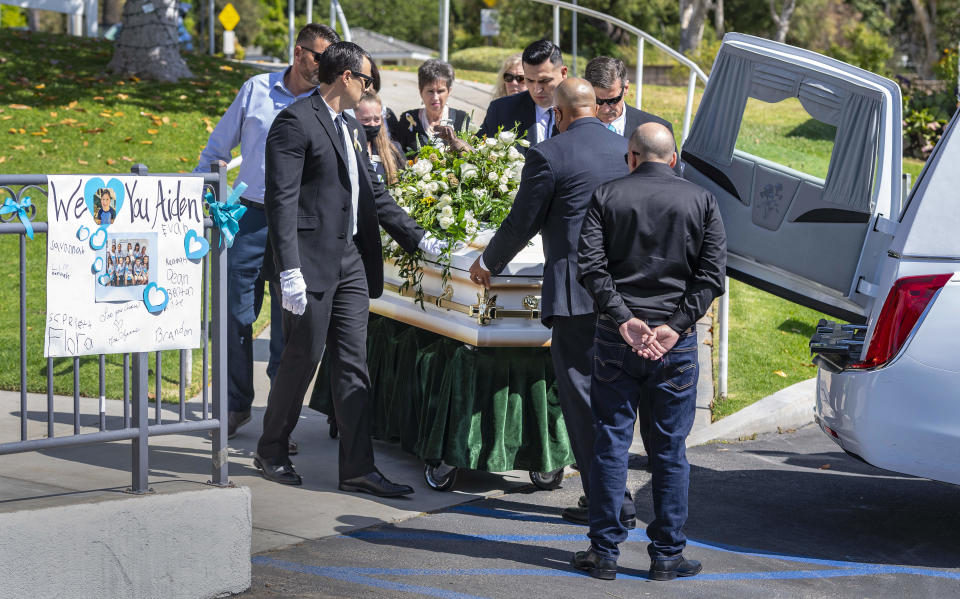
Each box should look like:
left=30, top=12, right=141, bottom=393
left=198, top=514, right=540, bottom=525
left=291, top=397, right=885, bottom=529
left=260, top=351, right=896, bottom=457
left=477, top=40, right=566, bottom=149
left=256, top=42, right=443, bottom=495
left=468, top=78, right=636, bottom=529
left=572, top=123, right=726, bottom=582
left=583, top=56, right=680, bottom=175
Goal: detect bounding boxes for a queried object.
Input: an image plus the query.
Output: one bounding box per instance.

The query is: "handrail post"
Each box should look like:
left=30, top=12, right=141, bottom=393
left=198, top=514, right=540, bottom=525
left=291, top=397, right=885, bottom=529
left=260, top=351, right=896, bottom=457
left=209, top=162, right=230, bottom=487
left=130, top=352, right=150, bottom=493
left=682, top=69, right=697, bottom=144
left=719, top=280, right=729, bottom=400
left=552, top=5, right=560, bottom=45
left=635, top=36, right=644, bottom=109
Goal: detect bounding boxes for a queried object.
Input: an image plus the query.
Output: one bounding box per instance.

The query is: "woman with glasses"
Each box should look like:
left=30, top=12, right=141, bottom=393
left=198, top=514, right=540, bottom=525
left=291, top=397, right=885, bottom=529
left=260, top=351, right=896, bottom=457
left=491, top=53, right=527, bottom=100
left=395, top=59, right=470, bottom=154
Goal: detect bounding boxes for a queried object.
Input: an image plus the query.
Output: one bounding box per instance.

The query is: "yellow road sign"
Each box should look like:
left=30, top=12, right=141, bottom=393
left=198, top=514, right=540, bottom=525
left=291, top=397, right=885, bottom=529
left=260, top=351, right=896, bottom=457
left=218, top=3, right=240, bottom=31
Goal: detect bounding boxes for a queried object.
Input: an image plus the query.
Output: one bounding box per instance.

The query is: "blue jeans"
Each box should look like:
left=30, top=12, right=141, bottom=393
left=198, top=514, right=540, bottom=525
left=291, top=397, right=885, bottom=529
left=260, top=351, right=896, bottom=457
left=587, top=319, right=698, bottom=560
left=227, top=204, right=283, bottom=413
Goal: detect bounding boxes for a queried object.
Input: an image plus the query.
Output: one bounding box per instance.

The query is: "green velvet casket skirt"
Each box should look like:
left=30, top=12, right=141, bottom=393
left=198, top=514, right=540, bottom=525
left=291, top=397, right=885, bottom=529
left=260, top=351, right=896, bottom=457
left=309, top=315, right=574, bottom=473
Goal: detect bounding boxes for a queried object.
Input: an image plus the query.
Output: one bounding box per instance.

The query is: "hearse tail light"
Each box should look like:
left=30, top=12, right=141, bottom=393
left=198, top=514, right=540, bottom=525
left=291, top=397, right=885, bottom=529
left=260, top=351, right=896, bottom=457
left=850, top=274, right=952, bottom=370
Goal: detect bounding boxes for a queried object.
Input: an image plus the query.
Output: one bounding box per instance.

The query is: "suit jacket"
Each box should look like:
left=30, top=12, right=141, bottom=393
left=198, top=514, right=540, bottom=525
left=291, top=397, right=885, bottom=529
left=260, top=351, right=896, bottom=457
left=481, top=117, right=629, bottom=324
left=263, top=92, right=424, bottom=298
left=478, top=92, right=557, bottom=153
left=394, top=107, right=470, bottom=154
left=622, top=105, right=682, bottom=175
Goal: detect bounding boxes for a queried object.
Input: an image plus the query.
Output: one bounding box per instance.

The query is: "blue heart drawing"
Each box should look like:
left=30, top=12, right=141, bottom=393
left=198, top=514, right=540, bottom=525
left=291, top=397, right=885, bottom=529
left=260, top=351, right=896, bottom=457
left=76, top=224, right=90, bottom=241
left=83, top=176, right=125, bottom=226
left=97, top=273, right=112, bottom=286
left=183, top=229, right=209, bottom=261
left=91, top=256, right=104, bottom=273
left=88, top=225, right=108, bottom=250
left=143, top=282, right=169, bottom=313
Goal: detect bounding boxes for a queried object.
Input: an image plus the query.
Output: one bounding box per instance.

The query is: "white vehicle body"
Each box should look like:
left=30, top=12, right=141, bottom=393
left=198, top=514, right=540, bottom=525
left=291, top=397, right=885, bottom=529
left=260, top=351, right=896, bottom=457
left=684, top=34, right=960, bottom=485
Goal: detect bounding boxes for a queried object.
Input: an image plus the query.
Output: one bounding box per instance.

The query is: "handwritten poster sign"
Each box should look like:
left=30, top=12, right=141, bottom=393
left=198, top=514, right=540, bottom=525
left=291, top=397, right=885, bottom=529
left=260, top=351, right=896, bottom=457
left=44, top=175, right=206, bottom=358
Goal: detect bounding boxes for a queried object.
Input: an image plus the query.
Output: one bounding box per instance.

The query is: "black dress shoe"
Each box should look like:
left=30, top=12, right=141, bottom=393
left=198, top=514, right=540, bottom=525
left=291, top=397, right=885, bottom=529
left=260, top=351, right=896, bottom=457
left=227, top=409, right=251, bottom=439
left=561, top=504, right=636, bottom=529
left=649, top=555, right=702, bottom=581
left=253, top=454, right=302, bottom=486
left=571, top=548, right=617, bottom=580
left=288, top=437, right=298, bottom=455
left=339, top=470, right=413, bottom=497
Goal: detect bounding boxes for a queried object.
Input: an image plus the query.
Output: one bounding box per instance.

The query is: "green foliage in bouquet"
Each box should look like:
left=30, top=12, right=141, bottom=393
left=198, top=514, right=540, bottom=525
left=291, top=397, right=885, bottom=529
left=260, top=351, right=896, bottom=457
left=383, top=129, right=528, bottom=306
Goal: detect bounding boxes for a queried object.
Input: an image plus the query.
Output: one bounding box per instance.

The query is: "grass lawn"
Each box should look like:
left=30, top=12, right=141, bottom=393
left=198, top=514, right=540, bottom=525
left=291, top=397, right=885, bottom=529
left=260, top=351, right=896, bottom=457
left=0, top=29, right=259, bottom=400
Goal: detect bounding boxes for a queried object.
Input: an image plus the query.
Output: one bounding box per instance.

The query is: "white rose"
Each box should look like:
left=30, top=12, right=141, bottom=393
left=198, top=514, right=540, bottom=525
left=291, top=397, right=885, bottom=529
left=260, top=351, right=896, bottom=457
left=487, top=172, right=498, bottom=182
left=498, top=131, right=516, bottom=145
left=489, top=151, right=500, bottom=161
left=437, top=194, right=452, bottom=207
left=499, top=173, right=510, bottom=185
left=517, top=139, right=531, bottom=148
left=438, top=215, right=455, bottom=229
left=412, top=159, right=433, bottom=176
left=438, top=180, right=448, bottom=191
left=460, top=163, right=478, bottom=179
left=485, top=137, right=498, bottom=147
left=426, top=181, right=440, bottom=194
left=473, top=188, right=486, bottom=199
left=499, top=183, right=508, bottom=193
left=509, top=188, right=518, bottom=200
left=507, top=146, right=522, bottom=161
left=440, top=205, right=454, bottom=218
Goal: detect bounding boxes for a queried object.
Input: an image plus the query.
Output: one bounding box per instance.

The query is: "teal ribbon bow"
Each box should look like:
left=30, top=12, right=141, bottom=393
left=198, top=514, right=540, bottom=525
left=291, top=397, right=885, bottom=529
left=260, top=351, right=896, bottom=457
left=204, top=182, right=248, bottom=248
left=0, top=196, right=34, bottom=240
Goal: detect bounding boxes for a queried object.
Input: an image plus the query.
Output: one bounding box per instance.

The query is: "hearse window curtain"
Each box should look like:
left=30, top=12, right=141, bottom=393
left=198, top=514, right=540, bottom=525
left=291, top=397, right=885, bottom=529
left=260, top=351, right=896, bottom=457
left=822, top=92, right=881, bottom=212
left=684, top=49, right=753, bottom=166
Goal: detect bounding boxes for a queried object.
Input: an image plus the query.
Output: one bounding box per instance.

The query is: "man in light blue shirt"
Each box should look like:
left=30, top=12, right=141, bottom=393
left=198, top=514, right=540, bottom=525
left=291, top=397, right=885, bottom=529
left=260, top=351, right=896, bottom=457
left=194, top=23, right=340, bottom=442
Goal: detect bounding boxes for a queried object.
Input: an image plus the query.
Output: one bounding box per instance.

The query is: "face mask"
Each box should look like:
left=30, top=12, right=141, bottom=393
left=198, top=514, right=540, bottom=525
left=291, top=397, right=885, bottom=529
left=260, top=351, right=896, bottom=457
left=363, top=124, right=381, bottom=140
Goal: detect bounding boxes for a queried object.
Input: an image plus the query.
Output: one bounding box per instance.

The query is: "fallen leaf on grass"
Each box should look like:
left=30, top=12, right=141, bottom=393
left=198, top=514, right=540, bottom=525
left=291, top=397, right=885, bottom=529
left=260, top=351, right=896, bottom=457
left=40, top=139, right=53, bottom=143
left=124, top=136, right=133, bottom=142
left=117, top=93, right=129, bottom=100
left=773, top=370, right=787, bottom=378
left=83, top=140, right=88, bottom=147
left=121, top=156, right=134, bottom=162
left=147, top=129, right=158, bottom=134
left=83, top=127, right=105, bottom=134
left=0, top=156, right=6, bottom=164
left=8, top=104, right=31, bottom=110
left=0, top=116, right=10, bottom=121
left=178, top=156, right=188, bottom=162
left=35, top=83, right=45, bottom=89
left=140, top=140, right=153, bottom=144
left=93, top=96, right=105, bottom=101
left=68, top=100, right=78, bottom=108
left=178, top=94, right=188, bottom=100
left=12, top=145, right=25, bottom=150
left=219, top=65, right=234, bottom=71
left=98, top=111, right=112, bottom=117
left=106, top=158, right=116, bottom=165
left=49, top=111, right=57, bottom=117
left=77, top=159, right=88, bottom=165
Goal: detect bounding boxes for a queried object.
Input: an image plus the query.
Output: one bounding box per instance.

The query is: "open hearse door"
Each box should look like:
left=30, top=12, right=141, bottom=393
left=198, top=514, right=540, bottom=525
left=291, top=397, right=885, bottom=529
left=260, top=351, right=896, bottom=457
left=681, top=33, right=902, bottom=326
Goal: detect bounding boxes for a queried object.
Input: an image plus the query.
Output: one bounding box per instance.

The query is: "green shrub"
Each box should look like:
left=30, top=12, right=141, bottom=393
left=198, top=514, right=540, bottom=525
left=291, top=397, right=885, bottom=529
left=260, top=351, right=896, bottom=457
left=1, top=5, right=27, bottom=28
left=903, top=103, right=947, bottom=159
left=828, top=23, right=892, bottom=76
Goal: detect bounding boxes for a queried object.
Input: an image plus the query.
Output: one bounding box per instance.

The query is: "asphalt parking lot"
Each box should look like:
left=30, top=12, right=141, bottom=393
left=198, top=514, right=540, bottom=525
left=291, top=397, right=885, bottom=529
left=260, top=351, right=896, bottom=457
left=244, top=424, right=960, bottom=598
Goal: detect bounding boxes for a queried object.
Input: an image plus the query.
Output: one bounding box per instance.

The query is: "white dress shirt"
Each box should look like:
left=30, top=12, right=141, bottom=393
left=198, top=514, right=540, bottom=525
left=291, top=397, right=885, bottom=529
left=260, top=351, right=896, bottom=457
left=608, top=108, right=626, bottom=136
left=322, top=98, right=359, bottom=236
left=534, top=104, right=555, bottom=144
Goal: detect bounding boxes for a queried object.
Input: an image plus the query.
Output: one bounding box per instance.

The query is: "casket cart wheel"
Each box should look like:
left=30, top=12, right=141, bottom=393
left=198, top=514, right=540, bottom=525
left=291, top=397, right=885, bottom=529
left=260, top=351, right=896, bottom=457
left=529, top=467, right=564, bottom=490
left=424, top=462, right=458, bottom=492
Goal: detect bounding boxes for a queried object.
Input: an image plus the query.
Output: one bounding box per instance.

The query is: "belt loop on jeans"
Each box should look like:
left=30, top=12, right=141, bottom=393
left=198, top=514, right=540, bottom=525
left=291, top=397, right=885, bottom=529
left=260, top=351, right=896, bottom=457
left=239, top=197, right=264, bottom=210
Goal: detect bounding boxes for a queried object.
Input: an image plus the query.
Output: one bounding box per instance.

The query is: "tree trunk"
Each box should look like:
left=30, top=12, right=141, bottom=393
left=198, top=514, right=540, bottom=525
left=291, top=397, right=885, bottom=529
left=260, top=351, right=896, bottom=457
left=769, top=0, right=796, bottom=44
left=108, top=0, right=192, bottom=82
left=908, top=0, right=938, bottom=75
left=714, top=0, right=725, bottom=38
left=103, top=0, right=125, bottom=25
left=680, top=0, right=710, bottom=54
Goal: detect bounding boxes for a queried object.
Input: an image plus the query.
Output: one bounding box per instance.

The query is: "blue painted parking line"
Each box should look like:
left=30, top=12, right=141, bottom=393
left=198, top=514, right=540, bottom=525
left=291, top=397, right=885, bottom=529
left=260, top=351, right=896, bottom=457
left=254, top=504, right=960, bottom=596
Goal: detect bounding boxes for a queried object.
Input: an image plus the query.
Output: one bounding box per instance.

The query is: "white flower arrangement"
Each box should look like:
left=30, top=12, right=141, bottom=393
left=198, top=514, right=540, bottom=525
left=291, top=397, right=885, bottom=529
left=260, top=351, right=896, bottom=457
left=383, top=126, right=526, bottom=304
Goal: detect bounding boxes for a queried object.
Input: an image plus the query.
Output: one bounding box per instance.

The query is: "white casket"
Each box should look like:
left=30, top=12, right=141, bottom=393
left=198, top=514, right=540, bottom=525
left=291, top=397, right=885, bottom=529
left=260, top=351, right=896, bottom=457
left=372, top=231, right=551, bottom=347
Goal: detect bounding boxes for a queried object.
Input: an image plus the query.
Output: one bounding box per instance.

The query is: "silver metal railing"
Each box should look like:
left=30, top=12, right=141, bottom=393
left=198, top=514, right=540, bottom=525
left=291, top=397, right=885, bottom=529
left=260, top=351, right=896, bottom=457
left=532, top=0, right=709, bottom=144
left=0, top=163, right=230, bottom=494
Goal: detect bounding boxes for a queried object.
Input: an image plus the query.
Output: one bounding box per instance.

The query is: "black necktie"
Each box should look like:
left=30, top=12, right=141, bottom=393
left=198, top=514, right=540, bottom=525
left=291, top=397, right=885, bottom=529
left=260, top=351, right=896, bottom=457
left=333, top=114, right=346, bottom=151
left=545, top=109, right=554, bottom=141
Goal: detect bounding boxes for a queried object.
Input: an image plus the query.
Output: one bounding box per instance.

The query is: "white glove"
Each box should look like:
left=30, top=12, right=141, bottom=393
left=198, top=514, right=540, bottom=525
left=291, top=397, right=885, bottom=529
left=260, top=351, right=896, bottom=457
left=279, top=268, right=308, bottom=316
left=418, top=232, right=447, bottom=255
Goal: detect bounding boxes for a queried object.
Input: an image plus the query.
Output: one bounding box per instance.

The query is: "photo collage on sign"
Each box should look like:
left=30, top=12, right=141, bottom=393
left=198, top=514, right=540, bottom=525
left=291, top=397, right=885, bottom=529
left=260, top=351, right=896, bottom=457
left=95, top=232, right=158, bottom=303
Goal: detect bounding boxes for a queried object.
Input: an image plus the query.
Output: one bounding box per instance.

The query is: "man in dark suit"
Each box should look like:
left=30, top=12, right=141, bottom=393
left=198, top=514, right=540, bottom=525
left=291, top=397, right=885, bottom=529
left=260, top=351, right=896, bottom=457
left=478, top=40, right=566, bottom=149
left=572, top=123, right=726, bottom=581
left=468, top=79, right=636, bottom=529
left=256, top=42, right=443, bottom=496
left=584, top=56, right=680, bottom=175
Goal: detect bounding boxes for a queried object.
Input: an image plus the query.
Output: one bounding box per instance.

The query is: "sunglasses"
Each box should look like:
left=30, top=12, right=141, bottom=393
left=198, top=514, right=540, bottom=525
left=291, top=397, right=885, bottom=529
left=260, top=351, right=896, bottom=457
left=597, top=87, right=625, bottom=106
left=503, top=73, right=524, bottom=84
left=298, top=45, right=324, bottom=62
left=623, top=150, right=642, bottom=164
left=351, top=71, right=375, bottom=91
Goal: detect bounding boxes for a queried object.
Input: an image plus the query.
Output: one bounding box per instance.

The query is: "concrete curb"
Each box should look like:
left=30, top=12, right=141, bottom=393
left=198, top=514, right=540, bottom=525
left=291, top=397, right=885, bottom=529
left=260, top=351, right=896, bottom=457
left=685, top=377, right=817, bottom=447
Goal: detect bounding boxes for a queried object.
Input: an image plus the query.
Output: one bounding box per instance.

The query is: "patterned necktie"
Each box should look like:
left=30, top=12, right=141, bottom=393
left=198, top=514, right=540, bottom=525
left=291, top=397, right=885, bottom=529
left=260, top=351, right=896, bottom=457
left=333, top=114, right=346, bottom=151
left=608, top=123, right=617, bottom=132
